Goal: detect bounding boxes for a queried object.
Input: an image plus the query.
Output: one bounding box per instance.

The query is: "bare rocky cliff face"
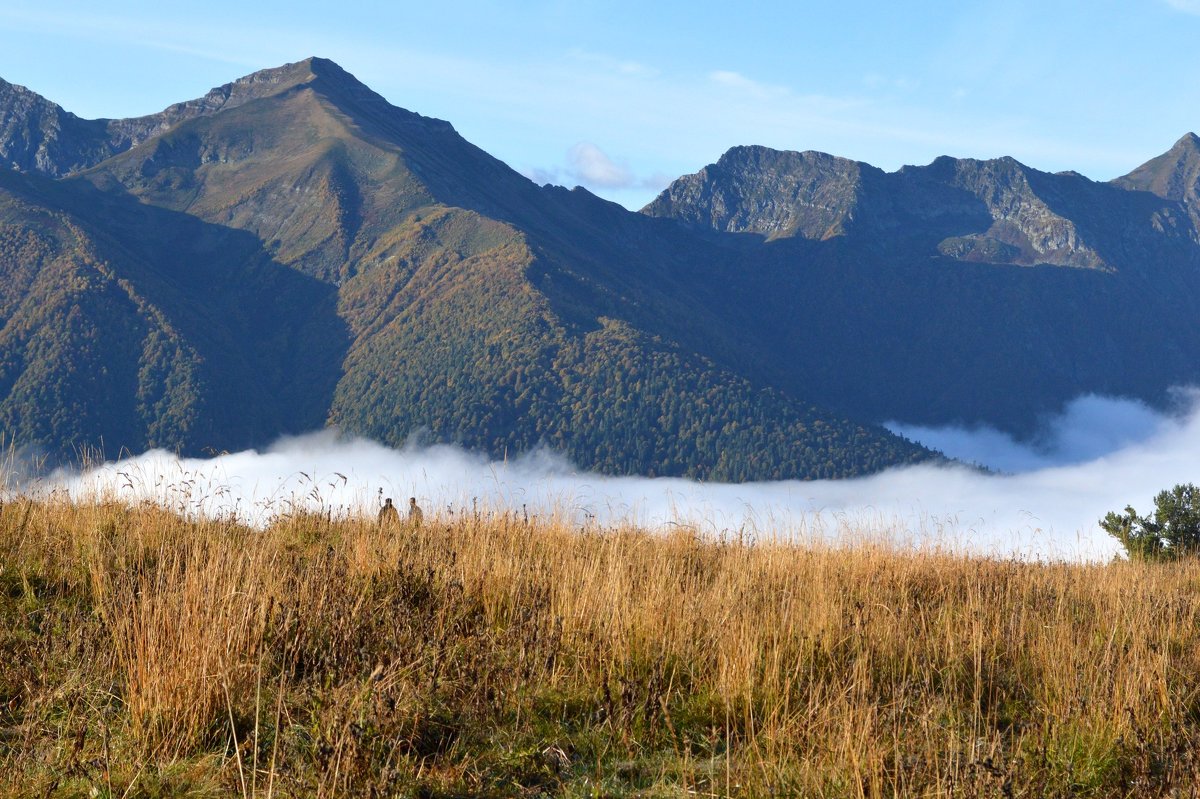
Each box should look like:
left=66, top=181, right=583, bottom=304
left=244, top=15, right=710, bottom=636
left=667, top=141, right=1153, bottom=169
left=641, top=146, right=878, bottom=240
left=645, top=139, right=1200, bottom=273
left=0, top=79, right=112, bottom=175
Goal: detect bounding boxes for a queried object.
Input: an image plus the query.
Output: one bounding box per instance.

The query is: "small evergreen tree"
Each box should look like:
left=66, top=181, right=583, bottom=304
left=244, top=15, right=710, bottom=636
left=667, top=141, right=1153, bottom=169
left=1101, top=483, right=1200, bottom=561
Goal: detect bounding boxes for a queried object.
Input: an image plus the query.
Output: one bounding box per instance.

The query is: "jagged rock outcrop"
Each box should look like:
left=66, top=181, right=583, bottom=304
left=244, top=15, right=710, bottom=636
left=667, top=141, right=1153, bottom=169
left=645, top=142, right=1200, bottom=272
left=642, top=146, right=879, bottom=240
left=0, top=79, right=112, bottom=175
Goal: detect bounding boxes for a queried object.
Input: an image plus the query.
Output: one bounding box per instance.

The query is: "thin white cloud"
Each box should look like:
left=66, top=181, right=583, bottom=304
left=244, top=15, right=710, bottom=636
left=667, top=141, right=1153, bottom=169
left=0, top=7, right=271, bottom=68
left=709, top=70, right=792, bottom=100
left=566, top=49, right=659, bottom=78
left=0, top=7, right=319, bottom=118
left=1164, top=0, right=1200, bottom=14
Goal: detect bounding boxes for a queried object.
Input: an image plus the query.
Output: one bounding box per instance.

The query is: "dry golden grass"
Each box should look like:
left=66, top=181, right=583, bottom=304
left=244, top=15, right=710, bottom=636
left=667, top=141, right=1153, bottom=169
left=3, top=494, right=1200, bottom=797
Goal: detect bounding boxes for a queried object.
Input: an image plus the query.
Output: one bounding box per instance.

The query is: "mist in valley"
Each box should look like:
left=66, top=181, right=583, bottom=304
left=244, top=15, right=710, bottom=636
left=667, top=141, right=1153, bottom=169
left=41, top=390, right=1200, bottom=562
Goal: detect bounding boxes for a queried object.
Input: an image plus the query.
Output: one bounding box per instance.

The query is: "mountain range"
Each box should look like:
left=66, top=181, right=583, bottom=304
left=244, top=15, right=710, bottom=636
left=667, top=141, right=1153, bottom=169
left=1, top=57, right=1198, bottom=480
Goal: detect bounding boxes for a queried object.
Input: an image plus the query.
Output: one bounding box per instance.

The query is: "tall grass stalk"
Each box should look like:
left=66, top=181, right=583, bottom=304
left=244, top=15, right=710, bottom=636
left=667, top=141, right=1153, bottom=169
left=3, top=495, right=1200, bottom=796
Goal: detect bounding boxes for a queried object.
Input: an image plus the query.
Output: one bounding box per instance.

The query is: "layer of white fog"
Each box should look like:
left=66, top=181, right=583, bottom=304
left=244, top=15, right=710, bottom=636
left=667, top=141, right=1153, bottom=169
left=41, top=389, right=1200, bottom=561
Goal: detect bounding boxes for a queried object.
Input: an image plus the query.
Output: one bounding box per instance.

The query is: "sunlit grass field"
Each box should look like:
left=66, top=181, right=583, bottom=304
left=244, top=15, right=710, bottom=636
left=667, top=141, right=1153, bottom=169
left=3, top=492, right=1199, bottom=797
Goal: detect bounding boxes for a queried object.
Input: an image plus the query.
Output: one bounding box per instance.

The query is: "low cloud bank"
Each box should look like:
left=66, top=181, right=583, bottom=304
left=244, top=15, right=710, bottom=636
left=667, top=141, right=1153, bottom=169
left=886, top=393, right=1173, bottom=473
left=39, top=391, right=1200, bottom=561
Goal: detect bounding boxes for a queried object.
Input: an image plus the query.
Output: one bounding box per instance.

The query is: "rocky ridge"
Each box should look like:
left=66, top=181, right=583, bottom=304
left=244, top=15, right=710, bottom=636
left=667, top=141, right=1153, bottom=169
left=646, top=139, right=1200, bottom=272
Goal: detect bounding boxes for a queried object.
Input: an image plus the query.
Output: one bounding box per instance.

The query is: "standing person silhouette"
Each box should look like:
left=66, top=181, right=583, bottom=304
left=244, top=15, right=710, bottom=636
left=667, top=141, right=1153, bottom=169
left=378, top=497, right=399, bottom=527
left=408, top=497, right=423, bottom=528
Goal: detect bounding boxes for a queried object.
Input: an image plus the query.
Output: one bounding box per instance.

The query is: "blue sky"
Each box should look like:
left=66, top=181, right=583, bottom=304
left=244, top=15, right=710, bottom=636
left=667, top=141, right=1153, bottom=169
left=1, top=1, right=1199, bottom=209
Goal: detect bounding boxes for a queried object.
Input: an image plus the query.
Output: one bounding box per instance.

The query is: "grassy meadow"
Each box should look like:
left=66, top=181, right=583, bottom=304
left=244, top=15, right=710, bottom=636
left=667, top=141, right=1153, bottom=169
left=3, top=493, right=1200, bottom=797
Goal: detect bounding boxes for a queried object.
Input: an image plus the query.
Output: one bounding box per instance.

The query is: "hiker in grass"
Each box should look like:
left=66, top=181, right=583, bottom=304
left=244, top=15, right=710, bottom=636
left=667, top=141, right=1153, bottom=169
left=377, top=497, right=399, bottom=527
left=408, top=497, right=423, bottom=528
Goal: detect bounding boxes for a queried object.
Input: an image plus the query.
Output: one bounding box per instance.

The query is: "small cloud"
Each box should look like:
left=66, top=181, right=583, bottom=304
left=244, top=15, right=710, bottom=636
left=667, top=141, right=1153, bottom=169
left=567, top=142, right=636, bottom=188
left=709, top=70, right=790, bottom=100
left=527, top=145, right=674, bottom=197
left=1164, top=0, right=1200, bottom=12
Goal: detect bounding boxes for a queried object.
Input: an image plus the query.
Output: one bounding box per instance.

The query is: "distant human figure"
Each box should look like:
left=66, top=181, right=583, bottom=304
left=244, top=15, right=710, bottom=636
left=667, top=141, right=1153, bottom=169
left=378, top=497, right=399, bottom=527
left=408, top=497, right=424, bottom=528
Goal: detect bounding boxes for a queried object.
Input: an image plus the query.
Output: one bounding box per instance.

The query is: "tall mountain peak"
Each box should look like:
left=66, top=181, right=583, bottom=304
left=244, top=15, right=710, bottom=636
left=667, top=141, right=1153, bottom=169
left=0, top=57, right=453, bottom=180
left=1112, top=132, right=1200, bottom=208
left=1171, top=131, right=1200, bottom=151
left=119, top=57, right=395, bottom=129
left=221, top=57, right=368, bottom=101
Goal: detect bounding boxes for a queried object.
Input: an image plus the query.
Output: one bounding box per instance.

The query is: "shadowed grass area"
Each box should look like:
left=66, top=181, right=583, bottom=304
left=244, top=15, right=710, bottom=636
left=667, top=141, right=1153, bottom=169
left=3, top=495, right=1200, bottom=797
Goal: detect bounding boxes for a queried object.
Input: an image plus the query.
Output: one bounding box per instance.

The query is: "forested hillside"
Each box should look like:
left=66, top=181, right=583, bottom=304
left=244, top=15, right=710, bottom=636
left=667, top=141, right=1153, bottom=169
left=0, top=58, right=931, bottom=479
